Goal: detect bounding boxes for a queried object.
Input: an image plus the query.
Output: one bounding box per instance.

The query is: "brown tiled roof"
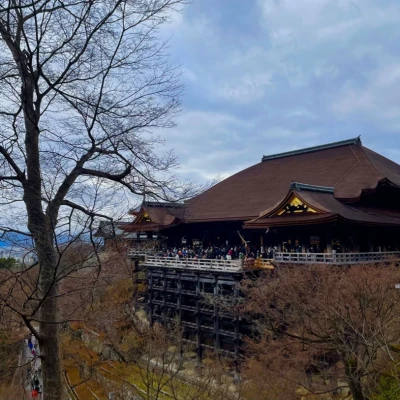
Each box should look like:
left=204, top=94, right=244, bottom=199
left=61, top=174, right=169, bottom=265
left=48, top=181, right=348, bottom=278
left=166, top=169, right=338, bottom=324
left=122, top=203, right=184, bottom=232
left=93, top=221, right=138, bottom=238
left=184, top=138, right=400, bottom=222
left=245, top=188, right=400, bottom=228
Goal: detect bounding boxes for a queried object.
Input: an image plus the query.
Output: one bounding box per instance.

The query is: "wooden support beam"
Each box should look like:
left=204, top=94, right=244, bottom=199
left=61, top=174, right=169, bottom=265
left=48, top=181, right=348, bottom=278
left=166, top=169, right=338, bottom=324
left=196, top=274, right=202, bottom=365
left=213, top=275, right=220, bottom=353
left=177, top=271, right=182, bottom=322
left=148, top=269, right=154, bottom=326
left=162, top=269, right=167, bottom=325
left=233, top=286, right=240, bottom=382
left=146, top=266, right=246, bottom=364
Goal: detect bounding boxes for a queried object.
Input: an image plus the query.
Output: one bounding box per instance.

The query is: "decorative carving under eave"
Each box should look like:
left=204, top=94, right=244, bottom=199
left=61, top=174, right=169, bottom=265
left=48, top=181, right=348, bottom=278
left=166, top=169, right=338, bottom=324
left=136, top=211, right=152, bottom=224
left=275, top=194, right=319, bottom=216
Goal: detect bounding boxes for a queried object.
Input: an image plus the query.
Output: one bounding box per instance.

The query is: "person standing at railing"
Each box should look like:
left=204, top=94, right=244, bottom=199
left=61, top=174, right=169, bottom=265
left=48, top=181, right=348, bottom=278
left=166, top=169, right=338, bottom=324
left=244, top=253, right=255, bottom=269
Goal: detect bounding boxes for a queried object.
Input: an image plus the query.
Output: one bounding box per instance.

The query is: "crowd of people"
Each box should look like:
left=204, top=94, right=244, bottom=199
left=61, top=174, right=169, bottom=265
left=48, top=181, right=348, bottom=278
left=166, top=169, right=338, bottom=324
left=130, top=240, right=346, bottom=260
left=26, top=334, right=42, bottom=398
left=153, top=244, right=278, bottom=260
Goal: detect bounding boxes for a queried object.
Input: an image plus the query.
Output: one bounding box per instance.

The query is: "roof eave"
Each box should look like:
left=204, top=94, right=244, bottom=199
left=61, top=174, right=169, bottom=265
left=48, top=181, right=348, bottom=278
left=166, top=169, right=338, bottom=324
left=336, top=177, right=400, bottom=204
left=262, top=137, right=361, bottom=162
left=243, top=214, right=338, bottom=229
left=184, top=216, right=257, bottom=223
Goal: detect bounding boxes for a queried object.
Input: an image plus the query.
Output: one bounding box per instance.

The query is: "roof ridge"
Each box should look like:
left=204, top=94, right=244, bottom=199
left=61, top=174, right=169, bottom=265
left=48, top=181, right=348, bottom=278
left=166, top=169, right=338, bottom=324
left=262, top=136, right=361, bottom=162
left=290, top=182, right=335, bottom=193
left=146, top=203, right=184, bottom=208
left=359, top=146, right=387, bottom=180
left=132, top=201, right=185, bottom=209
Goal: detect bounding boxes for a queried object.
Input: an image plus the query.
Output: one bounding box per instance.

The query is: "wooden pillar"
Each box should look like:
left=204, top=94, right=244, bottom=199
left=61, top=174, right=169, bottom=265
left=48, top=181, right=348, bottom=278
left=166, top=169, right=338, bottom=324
left=132, top=259, right=139, bottom=304
left=176, top=271, right=183, bottom=362
left=233, top=286, right=240, bottom=382
left=354, top=230, right=361, bottom=252
left=177, top=271, right=182, bottom=322
left=162, top=269, right=167, bottom=325
left=213, top=275, right=220, bottom=353
left=148, top=269, right=154, bottom=326
left=326, top=230, right=332, bottom=253
left=368, top=230, right=374, bottom=252
left=195, top=274, right=202, bottom=365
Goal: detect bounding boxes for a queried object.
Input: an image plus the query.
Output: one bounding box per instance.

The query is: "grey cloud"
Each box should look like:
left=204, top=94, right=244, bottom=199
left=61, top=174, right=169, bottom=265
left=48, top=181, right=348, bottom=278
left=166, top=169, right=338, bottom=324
left=158, top=0, right=400, bottom=183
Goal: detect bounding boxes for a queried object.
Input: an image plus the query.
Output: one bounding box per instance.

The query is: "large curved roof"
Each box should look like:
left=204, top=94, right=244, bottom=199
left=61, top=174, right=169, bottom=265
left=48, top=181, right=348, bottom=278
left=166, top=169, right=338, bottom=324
left=184, top=138, right=400, bottom=222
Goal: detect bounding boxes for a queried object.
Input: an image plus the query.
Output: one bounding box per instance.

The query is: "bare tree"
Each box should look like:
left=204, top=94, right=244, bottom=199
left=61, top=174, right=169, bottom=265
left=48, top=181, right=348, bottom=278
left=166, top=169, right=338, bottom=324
left=0, top=1, right=194, bottom=398
left=56, top=252, right=241, bottom=400
left=0, top=321, right=26, bottom=399
left=239, top=264, right=400, bottom=400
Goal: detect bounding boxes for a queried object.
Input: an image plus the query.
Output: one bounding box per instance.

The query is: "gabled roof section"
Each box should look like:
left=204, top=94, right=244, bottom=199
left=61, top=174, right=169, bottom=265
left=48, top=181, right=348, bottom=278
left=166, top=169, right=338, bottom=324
left=255, top=187, right=329, bottom=220
left=361, top=147, right=400, bottom=188
left=262, top=137, right=361, bottom=162
left=121, top=201, right=184, bottom=232
left=273, top=193, right=320, bottom=216
left=93, top=221, right=138, bottom=239
left=333, top=144, right=400, bottom=201
left=244, top=187, right=400, bottom=229
left=129, top=201, right=185, bottom=216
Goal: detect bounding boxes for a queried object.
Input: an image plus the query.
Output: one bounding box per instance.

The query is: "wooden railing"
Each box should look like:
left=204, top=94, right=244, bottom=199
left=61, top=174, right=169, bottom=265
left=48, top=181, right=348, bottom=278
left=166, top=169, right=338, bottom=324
left=128, top=249, right=400, bottom=267
left=139, top=255, right=274, bottom=272
left=274, top=252, right=400, bottom=264
left=144, top=256, right=242, bottom=272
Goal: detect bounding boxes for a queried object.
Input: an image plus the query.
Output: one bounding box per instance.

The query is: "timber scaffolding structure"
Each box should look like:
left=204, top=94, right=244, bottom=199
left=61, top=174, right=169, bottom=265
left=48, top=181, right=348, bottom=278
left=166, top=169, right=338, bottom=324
left=130, top=251, right=400, bottom=368
left=130, top=254, right=274, bottom=367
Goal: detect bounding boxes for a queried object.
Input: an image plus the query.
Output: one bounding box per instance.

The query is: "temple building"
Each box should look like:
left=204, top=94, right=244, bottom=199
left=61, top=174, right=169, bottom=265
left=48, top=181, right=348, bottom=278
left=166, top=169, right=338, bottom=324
left=120, top=137, right=400, bottom=255
left=119, top=137, right=400, bottom=364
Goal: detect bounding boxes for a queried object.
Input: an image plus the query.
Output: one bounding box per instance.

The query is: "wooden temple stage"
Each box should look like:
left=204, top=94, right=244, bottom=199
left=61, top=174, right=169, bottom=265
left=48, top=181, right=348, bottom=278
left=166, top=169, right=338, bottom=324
left=129, top=250, right=400, bottom=369
left=105, top=137, right=400, bottom=367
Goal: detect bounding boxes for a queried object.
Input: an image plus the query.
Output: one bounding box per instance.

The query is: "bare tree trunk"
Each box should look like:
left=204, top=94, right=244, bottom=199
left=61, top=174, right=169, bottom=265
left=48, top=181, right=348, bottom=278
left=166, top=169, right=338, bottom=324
left=28, top=228, right=65, bottom=398
left=347, top=377, right=365, bottom=400
left=343, top=358, right=365, bottom=400
left=36, top=240, right=64, bottom=398
left=23, top=91, right=65, bottom=397
left=39, top=283, right=65, bottom=399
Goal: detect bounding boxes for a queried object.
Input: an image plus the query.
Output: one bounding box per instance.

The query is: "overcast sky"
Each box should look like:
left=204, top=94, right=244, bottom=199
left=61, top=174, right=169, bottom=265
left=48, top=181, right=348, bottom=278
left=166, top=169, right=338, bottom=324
left=160, top=0, right=400, bottom=183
